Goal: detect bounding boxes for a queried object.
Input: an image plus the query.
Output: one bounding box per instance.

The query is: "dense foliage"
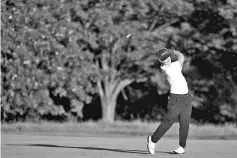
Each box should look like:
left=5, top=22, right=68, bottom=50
left=1, top=0, right=237, bottom=123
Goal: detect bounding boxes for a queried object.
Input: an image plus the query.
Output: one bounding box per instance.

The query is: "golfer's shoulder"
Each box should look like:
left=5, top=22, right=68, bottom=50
left=171, top=61, right=180, bottom=67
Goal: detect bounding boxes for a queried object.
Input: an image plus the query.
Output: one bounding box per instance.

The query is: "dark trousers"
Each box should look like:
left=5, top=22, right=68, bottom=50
left=151, top=93, right=192, bottom=148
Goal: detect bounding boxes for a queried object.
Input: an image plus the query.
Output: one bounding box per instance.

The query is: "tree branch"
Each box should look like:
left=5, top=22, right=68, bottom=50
left=97, top=80, right=104, bottom=97
left=112, top=79, right=133, bottom=99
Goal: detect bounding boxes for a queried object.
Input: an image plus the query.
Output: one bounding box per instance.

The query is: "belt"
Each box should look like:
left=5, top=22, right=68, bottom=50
left=169, top=92, right=189, bottom=97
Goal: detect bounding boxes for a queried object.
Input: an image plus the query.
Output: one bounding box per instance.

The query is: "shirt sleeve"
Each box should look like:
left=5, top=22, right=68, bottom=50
left=174, top=61, right=182, bottom=70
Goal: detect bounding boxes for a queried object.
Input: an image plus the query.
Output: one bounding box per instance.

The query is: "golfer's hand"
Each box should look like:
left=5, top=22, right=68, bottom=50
left=173, top=50, right=182, bottom=56
left=173, top=50, right=185, bottom=68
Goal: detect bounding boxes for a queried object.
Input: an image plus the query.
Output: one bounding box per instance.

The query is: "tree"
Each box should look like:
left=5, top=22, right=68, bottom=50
left=1, top=0, right=97, bottom=121
left=1, top=0, right=194, bottom=123
left=2, top=0, right=236, bottom=123
left=71, top=0, right=193, bottom=122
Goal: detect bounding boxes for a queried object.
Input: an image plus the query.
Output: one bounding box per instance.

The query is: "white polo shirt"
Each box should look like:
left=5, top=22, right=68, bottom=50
left=161, top=61, right=189, bottom=94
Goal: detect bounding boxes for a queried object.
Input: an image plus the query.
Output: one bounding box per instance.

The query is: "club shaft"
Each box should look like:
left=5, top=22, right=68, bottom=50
left=138, top=37, right=162, bottom=47
left=130, top=35, right=170, bottom=50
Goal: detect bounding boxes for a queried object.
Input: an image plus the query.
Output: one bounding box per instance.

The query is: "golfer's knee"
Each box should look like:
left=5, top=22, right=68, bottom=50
left=163, top=116, right=177, bottom=124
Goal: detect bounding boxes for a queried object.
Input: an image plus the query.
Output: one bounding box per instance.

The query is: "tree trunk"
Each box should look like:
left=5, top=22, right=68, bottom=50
left=96, top=50, right=134, bottom=123
left=101, top=96, right=116, bottom=123
left=97, top=79, right=133, bottom=123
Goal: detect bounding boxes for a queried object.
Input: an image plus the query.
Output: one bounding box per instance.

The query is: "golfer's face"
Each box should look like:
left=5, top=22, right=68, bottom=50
left=162, top=57, right=171, bottom=65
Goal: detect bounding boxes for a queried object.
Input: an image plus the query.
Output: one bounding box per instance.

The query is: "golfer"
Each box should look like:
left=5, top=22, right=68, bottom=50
left=147, top=49, right=192, bottom=154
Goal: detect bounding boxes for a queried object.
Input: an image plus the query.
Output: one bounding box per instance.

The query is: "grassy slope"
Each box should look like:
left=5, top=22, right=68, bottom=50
left=1, top=121, right=237, bottom=139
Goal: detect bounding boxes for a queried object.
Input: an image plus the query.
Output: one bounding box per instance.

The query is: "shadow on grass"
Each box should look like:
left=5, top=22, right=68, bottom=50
left=6, top=144, right=175, bottom=155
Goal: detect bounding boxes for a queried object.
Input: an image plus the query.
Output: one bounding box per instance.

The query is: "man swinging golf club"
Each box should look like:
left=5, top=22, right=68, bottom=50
left=147, top=49, right=192, bottom=155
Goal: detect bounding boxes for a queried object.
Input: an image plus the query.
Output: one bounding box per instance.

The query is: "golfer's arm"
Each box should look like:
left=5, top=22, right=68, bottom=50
left=174, top=51, right=185, bottom=68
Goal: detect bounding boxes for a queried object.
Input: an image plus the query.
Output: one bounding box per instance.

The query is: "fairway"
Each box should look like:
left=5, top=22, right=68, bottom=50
left=2, top=134, right=237, bottom=158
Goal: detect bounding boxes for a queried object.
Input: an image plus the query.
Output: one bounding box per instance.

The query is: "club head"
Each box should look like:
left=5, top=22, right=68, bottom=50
left=126, top=34, right=132, bottom=38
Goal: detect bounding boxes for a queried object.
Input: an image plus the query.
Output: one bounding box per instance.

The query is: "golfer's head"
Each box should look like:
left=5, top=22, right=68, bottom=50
left=156, top=49, right=172, bottom=65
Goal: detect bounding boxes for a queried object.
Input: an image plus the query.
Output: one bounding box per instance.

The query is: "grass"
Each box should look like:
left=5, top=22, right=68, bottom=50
left=1, top=120, right=237, bottom=140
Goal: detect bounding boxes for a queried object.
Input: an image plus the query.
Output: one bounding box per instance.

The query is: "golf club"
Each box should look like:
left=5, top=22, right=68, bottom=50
left=126, top=34, right=179, bottom=62
left=126, top=34, right=172, bottom=51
